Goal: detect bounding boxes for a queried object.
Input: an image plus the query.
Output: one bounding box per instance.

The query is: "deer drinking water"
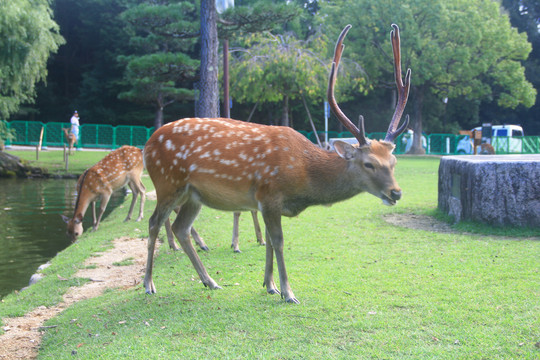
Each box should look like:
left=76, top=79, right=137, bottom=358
left=143, top=24, right=411, bottom=303
left=62, top=145, right=147, bottom=241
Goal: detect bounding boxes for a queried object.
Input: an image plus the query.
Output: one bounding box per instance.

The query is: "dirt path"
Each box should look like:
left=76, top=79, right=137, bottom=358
left=0, top=236, right=153, bottom=360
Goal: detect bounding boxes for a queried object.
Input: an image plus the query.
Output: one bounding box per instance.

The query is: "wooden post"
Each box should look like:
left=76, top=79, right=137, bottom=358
left=36, top=127, right=44, bottom=160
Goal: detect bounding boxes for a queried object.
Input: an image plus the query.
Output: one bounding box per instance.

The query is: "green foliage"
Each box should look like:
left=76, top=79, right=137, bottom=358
left=319, top=0, right=536, bottom=109
left=0, top=0, right=65, bottom=118
left=218, top=0, right=301, bottom=38
left=117, top=52, right=199, bottom=104
left=229, top=29, right=366, bottom=124
left=117, top=0, right=201, bottom=126
left=0, top=121, right=16, bottom=147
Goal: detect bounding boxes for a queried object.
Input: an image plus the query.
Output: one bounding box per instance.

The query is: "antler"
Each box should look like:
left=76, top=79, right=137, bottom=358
left=327, top=24, right=370, bottom=146
left=384, top=24, right=411, bottom=143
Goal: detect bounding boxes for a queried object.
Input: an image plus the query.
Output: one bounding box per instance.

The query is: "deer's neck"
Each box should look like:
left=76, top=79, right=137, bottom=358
left=72, top=171, right=93, bottom=220
left=281, top=149, right=363, bottom=216
left=309, top=150, right=364, bottom=203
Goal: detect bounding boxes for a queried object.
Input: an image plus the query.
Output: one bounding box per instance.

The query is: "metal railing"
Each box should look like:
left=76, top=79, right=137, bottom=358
left=4, top=121, right=153, bottom=149
left=3, top=120, right=539, bottom=155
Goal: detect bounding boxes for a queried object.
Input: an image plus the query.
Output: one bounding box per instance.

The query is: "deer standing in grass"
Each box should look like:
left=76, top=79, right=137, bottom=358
left=143, top=24, right=410, bottom=303
left=61, top=145, right=147, bottom=241
left=62, top=128, right=77, bottom=155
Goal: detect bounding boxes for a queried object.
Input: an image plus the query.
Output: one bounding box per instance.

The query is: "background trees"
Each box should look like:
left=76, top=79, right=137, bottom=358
left=0, top=0, right=64, bottom=119
left=5, top=0, right=539, bottom=137
left=319, top=0, right=536, bottom=152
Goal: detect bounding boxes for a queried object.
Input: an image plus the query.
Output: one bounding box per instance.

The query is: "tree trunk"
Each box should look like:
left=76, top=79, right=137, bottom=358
left=408, top=86, right=426, bottom=155
left=196, top=0, right=219, bottom=118
left=154, top=93, right=164, bottom=129
left=154, top=107, right=163, bottom=130
left=281, top=95, right=290, bottom=127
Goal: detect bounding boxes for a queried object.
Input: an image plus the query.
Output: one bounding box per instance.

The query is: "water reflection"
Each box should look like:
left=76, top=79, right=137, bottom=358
left=0, top=178, right=124, bottom=298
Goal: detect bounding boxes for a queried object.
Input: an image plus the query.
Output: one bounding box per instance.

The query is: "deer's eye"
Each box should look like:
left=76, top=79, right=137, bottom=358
left=364, top=163, right=375, bottom=170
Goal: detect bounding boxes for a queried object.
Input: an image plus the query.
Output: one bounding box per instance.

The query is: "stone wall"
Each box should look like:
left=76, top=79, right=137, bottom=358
left=438, top=155, right=540, bottom=227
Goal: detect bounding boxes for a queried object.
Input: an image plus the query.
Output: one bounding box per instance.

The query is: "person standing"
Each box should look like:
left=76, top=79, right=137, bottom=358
left=70, top=110, right=80, bottom=145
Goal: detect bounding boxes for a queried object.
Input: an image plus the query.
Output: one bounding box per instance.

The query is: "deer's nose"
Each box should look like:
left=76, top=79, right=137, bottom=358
left=390, top=189, right=402, bottom=201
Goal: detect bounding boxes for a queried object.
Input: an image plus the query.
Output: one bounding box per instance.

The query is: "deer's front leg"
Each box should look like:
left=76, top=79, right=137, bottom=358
left=93, top=192, right=111, bottom=231
left=263, top=229, right=279, bottom=295
left=262, top=208, right=298, bottom=304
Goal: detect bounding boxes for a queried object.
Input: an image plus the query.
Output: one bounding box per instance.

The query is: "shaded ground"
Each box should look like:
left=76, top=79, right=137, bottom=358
left=383, top=213, right=457, bottom=233
left=0, top=236, right=152, bottom=360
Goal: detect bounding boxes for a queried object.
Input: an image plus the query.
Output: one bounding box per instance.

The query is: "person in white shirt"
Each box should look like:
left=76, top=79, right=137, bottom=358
left=70, top=111, right=80, bottom=142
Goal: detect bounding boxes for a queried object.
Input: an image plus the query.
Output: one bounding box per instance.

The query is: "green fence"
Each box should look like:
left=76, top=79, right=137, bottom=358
left=4, top=121, right=153, bottom=149
left=2, top=120, right=539, bottom=155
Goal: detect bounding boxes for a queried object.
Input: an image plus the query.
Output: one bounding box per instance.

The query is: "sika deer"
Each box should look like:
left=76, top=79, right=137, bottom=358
left=62, top=128, right=77, bottom=155
left=143, top=24, right=410, bottom=303
left=61, top=145, right=146, bottom=241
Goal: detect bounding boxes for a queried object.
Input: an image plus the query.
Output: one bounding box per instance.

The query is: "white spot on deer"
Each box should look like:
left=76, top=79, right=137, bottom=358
left=220, top=159, right=237, bottom=166
left=189, top=164, right=198, bottom=172
left=158, top=134, right=164, bottom=142
left=239, top=152, right=247, bottom=161
left=173, top=159, right=178, bottom=166
left=213, top=149, right=221, bottom=156
left=160, top=167, right=164, bottom=175
left=156, top=159, right=161, bottom=166
left=200, top=151, right=211, bottom=159
left=165, top=139, right=175, bottom=151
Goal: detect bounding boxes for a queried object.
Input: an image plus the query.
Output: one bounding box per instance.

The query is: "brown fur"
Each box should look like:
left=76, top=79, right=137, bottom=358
left=61, top=146, right=146, bottom=241
left=142, top=118, right=403, bottom=303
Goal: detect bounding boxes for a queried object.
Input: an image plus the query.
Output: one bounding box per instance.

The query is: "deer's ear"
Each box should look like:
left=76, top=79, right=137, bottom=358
left=333, top=141, right=357, bottom=160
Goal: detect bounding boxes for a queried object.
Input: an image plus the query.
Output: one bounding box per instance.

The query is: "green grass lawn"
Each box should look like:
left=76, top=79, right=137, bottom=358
left=1, top=152, right=538, bottom=359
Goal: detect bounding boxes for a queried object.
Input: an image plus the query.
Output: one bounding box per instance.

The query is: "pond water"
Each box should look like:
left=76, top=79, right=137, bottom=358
left=0, top=178, right=124, bottom=298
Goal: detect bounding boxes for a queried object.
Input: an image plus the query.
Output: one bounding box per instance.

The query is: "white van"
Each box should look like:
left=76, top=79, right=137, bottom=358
left=456, top=125, right=524, bottom=154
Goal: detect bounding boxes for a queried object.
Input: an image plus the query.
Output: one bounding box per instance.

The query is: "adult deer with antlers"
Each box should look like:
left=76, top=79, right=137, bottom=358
left=61, top=145, right=147, bottom=241
left=143, top=24, right=410, bottom=303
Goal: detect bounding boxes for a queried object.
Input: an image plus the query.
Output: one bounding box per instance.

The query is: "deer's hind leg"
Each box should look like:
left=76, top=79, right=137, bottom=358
left=171, top=198, right=221, bottom=290
left=126, top=178, right=146, bottom=222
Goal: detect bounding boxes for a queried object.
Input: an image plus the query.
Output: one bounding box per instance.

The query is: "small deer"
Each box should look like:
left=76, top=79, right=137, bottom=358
left=62, top=128, right=77, bottom=155
left=143, top=24, right=410, bottom=303
left=61, top=145, right=147, bottom=241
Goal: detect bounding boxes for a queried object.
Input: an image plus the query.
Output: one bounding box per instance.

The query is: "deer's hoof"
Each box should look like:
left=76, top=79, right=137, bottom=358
left=285, top=297, right=300, bottom=304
